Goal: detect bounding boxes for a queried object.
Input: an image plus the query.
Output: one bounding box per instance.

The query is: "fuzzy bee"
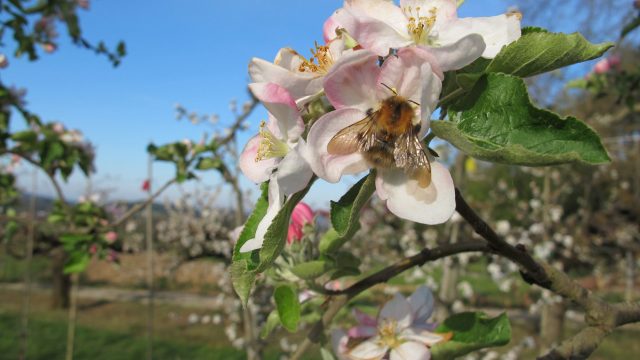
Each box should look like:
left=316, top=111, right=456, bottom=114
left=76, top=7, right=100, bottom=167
left=327, top=90, right=432, bottom=188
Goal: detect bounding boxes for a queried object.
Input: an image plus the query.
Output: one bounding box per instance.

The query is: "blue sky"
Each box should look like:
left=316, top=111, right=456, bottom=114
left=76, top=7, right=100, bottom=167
left=1, top=0, right=592, bottom=209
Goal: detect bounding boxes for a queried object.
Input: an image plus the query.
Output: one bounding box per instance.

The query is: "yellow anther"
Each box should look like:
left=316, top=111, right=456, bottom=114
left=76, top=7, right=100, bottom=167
left=255, top=121, right=289, bottom=162
left=298, top=42, right=334, bottom=75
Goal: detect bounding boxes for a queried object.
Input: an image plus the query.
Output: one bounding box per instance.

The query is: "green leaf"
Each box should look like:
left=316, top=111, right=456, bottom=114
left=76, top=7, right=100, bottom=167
left=230, top=260, right=256, bottom=306
left=232, top=182, right=269, bottom=262
left=231, top=183, right=269, bottom=304
left=433, top=73, right=610, bottom=166
left=260, top=310, right=281, bottom=339
left=319, top=172, right=375, bottom=254
left=486, top=31, right=613, bottom=78
left=432, top=312, right=511, bottom=360
left=64, top=252, right=91, bottom=274
left=195, top=157, right=222, bottom=171
left=11, top=130, right=37, bottom=143
left=256, top=182, right=313, bottom=272
left=274, top=285, right=300, bottom=332
left=291, top=260, right=333, bottom=280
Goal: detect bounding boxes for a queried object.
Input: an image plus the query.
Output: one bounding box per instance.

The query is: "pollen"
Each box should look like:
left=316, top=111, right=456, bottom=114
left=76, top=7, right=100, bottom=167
left=377, top=319, right=402, bottom=349
left=255, top=121, right=289, bottom=162
left=404, top=6, right=438, bottom=45
left=298, top=41, right=334, bottom=75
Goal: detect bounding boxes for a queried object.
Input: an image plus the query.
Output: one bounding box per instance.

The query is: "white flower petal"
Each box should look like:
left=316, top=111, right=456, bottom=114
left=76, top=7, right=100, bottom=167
left=239, top=134, right=278, bottom=184
left=437, top=14, right=521, bottom=59
left=376, top=162, right=455, bottom=225
left=400, top=328, right=445, bottom=346
left=239, top=179, right=283, bottom=253
left=331, top=329, right=350, bottom=360
left=389, top=341, right=431, bottom=360
left=249, top=83, right=304, bottom=139
left=249, top=54, right=324, bottom=102
left=276, top=144, right=313, bottom=195
left=333, top=7, right=411, bottom=56
left=302, top=108, right=369, bottom=183
left=345, top=0, right=409, bottom=34
left=379, top=293, right=413, bottom=329
left=348, top=337, right=388, bottom=360
left=324, top=50, right=382, bottom=112
left=408, top=285, right=435, bottom=324
left=424, top=34, right=486, bottom=72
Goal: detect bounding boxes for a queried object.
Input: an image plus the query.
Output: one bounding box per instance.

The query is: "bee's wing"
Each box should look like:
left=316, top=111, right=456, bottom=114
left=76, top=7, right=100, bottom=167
left=327, top=113, right=377, bottom=155
left=394, top=133, right=432, bottom=188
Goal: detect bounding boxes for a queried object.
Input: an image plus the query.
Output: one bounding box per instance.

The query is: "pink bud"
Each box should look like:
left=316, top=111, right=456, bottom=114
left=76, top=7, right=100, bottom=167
left=42, top=43, right=57, bottom=54
left=105, top=231, right=118, bottom=244
left=287, top=202, right=314, bottom=244
left=593, top=58, right=610, bottom=74
left=142, top=179, right=150, bottom=192
left=89, top=244, right=98, bottom=255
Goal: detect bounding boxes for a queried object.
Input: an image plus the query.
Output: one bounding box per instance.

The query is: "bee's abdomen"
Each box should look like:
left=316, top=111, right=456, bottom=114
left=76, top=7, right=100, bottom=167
left=363, top=142, right=396, bottom=168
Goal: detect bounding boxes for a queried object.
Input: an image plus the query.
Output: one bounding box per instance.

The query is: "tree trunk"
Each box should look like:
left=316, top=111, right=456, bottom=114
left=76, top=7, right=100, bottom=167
left=539, top=300, right=566, bottom=354
left=50, top=246, right=71, bottom=309
left=626, top=250, right=635, bottom=302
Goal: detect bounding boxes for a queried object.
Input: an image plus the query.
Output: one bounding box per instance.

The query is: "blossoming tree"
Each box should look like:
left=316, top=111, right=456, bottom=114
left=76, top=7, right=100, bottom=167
left=229, top=1, right=640, bottom=359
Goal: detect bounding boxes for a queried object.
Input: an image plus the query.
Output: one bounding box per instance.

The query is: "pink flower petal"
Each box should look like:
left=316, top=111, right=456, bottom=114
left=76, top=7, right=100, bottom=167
left=379, top=293, right=413, bottom=329
left=354, top=308, right=378, bottom=327
left=375, top=161, right=455, bottom=225
left=348, top=325, right=378, bottom=338
left=302, top=108, right=369, bottom=183
left=249, top=83, right=304, bottom=139
left=249, top=52, right=324, bottom=102
left=324, top=50, right=381, bottom=112
left=323, top=14, right=341, bottom=42
left=239, top=134, right=279, bottom=184
left=348, top=337, right=388, bottom=360
left=408, top=286, right=435, bottom=324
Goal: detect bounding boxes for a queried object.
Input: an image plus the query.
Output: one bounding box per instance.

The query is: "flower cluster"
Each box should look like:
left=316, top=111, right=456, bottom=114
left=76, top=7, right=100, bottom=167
left=239, top=0, right=521, bottom=252
left=332, top=286, right=449, bottom=360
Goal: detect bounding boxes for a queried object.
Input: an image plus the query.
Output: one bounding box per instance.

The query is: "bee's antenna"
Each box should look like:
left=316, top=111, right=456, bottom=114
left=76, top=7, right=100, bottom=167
left=380, top=83, right=398, bottom=95
left=408, top=99, right=420, bottom=106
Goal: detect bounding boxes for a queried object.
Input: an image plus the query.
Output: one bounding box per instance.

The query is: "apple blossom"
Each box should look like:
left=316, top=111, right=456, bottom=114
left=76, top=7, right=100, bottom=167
left=330, top=0, right=521, bottom=69
left=332, top=286, right=447, bottom=360
left=248, top=35, right=354, bottom=104
left=238, top=83, right=314, bottom=252
left=303, top=48, right=456, bottom=225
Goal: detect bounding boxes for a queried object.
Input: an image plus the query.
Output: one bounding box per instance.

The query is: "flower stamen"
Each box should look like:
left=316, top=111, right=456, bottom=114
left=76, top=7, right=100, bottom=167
left=404, top=6, right=438, bottom=45
left=255, top=121, right=289, bottom=162
left=377, top=319, right=402, bottom=349
left=298, top=41, right=334, bottom=75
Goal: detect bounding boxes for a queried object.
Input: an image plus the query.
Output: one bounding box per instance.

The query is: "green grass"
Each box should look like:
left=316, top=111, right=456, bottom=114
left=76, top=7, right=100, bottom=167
left=0, top=311, right=246, bottom=360
left=0, top=254, right=51, bottom=283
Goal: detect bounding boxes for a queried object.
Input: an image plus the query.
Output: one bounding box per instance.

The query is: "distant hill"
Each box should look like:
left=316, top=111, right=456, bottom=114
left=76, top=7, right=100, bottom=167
left=14, top=193, right=167, bottom=216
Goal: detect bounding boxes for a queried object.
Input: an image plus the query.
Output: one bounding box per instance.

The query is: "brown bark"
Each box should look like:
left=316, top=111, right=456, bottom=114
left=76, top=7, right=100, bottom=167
left=50, top=246, right=71, bottom=309
left=540, top=300, right=566, bottom=355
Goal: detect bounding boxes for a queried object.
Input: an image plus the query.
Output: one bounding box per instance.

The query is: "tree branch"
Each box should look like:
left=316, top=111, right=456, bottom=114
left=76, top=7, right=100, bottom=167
left=109, top=178, right=176, bottom=228
left=290, top=241, right=488, bottom=360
